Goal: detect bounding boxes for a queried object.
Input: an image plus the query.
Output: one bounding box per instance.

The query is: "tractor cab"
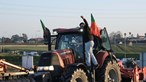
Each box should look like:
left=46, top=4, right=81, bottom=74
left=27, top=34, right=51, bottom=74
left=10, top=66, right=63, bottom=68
left=48, top=27, right=112, bottom=62
left=39, top=21, right=113, bottom=64
left=53, top=28, right=84, bottom=62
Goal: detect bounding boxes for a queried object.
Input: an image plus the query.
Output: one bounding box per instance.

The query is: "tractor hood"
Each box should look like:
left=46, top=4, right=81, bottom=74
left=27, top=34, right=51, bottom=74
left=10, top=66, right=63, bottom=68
left=38, top=49, right=75, bottom=69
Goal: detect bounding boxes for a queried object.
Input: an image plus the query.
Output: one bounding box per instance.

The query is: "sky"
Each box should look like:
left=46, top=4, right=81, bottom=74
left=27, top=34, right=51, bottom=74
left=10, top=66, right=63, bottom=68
left=0, top=0, right=146, bottom=39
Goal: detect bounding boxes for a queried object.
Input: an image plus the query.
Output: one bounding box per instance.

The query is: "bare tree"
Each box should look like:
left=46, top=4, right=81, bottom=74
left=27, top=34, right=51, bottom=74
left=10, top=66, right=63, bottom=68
left=109, top=31, right=123, bottom=44
left=11, top=34, right=20, bottom=43
left=22, top=33, right=28, bottom=43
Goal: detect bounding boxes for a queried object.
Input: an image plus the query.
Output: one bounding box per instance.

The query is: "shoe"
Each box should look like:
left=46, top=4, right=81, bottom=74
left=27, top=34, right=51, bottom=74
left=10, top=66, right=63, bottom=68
left=87, top=66, right=91, bottom=71
left=93, top=64, right=99, bottom=69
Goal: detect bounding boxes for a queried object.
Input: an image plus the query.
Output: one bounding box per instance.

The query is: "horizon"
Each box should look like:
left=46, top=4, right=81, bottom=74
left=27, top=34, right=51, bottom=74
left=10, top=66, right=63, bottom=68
left=0, top=29, right=145, bottom=39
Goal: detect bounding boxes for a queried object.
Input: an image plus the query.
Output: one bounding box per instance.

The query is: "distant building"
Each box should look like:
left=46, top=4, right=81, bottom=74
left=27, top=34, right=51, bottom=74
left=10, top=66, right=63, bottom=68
left=28, top=39, right=36, bottom=44
left=35, top=38, right=44, bottom=42
left=28, top=38, right=43, bottom=44
left=112, top=34, right=146, bottom=45
left=138, top=36, right=145, bottom=40
left=15, top=40, right=24, bottom=43
left=128, top=35, right=146, bottom=44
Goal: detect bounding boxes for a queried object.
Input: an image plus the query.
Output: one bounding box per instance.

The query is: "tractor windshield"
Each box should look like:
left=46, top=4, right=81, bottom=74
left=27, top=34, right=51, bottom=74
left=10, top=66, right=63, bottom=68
left=56, top=33, right=83, bottom=58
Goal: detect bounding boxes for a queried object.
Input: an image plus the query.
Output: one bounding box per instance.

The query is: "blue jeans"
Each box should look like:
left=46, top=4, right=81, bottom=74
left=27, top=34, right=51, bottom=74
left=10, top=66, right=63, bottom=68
left=85, top=40, right=98, bottom=66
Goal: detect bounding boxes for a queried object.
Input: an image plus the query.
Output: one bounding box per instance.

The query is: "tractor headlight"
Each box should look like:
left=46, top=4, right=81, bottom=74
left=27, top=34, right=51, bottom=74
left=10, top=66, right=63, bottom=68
left=48, top=66, right=54, bottom=71
left=37, top=66, right=54, bottom=71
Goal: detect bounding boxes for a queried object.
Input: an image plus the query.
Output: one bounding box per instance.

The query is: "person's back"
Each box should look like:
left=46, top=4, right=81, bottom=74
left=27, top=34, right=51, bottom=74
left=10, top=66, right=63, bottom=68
left=80, top=16, right=98, bottom=68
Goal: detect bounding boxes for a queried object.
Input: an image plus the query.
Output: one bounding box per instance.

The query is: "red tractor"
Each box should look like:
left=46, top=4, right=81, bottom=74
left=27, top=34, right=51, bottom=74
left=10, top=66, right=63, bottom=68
left=34, top=20, right=121, bottom=82
left=118, top=58, right=146, bottom=82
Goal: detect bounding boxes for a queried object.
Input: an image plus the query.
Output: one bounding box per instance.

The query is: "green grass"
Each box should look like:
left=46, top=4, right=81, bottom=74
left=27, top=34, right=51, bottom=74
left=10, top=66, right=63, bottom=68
left=0, top=45, right=48, bottom=52
left=0, top=53, right=40, bottom=72
left=0, top=53, right=21, bottom=65
left=0, top=53, right=40, bottom=66
left=0, top=45, right=47, bottom=66
left=112, top=44, right=146, bottom=59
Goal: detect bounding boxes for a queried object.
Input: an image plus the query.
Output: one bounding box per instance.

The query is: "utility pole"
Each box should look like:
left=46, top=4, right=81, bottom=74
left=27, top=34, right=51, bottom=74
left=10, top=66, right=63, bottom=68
left=1, top=37, right=4, bottom=53
left=124, top=33, right=126, bottom=58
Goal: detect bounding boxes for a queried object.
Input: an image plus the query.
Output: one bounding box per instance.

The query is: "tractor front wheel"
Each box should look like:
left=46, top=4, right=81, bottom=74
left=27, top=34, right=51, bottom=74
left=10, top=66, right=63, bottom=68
left=96, top=58, right=121, bottom=82
left=60, top=67, right=88, bottom=82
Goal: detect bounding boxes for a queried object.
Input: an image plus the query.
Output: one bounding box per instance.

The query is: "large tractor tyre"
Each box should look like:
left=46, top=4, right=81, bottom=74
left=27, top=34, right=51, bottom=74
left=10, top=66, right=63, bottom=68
left=96, top=58, right=121, bottom=82
left=121, top=77, right=133, bottom=82
left=34, top=73, right=51, bottom=82
left=60, top=67, right=88, bottom=82
left=29, top=77, right=36, bottom=82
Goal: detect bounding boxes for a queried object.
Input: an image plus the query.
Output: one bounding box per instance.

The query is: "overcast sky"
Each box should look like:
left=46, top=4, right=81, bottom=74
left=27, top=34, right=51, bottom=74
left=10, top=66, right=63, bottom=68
left=0, top=0, right=146, bottom=38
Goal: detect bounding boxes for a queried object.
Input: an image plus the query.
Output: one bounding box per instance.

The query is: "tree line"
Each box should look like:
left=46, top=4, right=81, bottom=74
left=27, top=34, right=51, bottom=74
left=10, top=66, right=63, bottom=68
left=0, top=32, right=146, bottom=44
left=0, top=33, right=43, bottom=44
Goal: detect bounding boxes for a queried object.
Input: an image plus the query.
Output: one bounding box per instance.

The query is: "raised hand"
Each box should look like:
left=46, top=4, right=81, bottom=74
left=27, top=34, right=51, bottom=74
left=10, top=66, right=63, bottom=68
left=81, top=16, right=84, bottom=19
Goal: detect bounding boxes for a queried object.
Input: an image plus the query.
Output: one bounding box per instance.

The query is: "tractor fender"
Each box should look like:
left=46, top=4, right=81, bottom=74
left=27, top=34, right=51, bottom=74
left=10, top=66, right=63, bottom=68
left=66, top=63, right=86, bottom=68
left=66, top=63, right=87, bottom=73
left=95, top=51, right=116, bottom=68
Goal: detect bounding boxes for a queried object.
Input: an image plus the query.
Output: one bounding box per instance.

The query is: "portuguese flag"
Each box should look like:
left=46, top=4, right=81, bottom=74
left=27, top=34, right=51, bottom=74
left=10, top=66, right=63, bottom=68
left=90, top=14, right=100, bottom=37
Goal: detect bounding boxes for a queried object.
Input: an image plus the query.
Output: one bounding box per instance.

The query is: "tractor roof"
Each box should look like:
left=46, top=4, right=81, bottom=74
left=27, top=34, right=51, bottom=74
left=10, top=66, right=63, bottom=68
left=53, top=27, right=82, bottom=33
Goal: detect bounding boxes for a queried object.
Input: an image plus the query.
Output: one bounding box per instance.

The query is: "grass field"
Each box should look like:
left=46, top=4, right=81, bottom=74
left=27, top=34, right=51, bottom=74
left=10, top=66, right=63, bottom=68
left=0, top=45, right=45, bottom=66
left=0, top=53, right=40, bottom=66
left=0, top=45, right=48, bottom=52
left=112, top=44, right=146, bottom=59
left=0, top=44, right=146, bottom=65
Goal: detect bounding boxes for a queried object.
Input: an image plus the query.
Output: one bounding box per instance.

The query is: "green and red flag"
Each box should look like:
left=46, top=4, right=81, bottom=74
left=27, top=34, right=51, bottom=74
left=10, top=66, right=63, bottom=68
left=90, top=14, right=100, bottom=37
left=40, top=20, right=51, bottom=49
left=40, top=20, right=50, bottom=37
left=40, top=19, right=50, bottom=42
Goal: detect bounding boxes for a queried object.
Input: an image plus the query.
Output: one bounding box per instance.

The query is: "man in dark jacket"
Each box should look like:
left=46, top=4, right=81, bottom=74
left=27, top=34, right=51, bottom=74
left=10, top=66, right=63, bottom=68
left=80, top=16, right=98, bottom=68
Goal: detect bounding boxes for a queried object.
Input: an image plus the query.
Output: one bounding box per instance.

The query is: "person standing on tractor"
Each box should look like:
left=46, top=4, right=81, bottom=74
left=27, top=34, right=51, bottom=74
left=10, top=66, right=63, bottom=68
left=80, top=16, right=99, bottom=68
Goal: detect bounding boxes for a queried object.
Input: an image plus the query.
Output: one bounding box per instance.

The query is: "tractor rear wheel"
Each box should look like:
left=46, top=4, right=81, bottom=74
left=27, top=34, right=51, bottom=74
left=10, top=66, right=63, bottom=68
left=96, top=58, right=121, bottom=82
left=60, top=67, right=88, bottom=82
